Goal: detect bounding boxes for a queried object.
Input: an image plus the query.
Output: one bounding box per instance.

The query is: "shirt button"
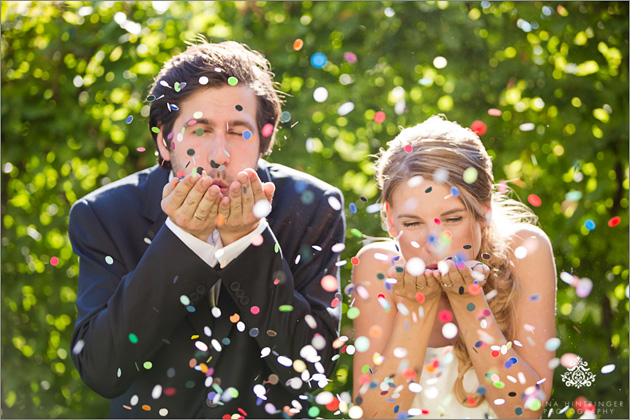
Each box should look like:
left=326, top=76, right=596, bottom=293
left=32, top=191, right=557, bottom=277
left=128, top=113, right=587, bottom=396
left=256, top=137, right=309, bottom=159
left=196, top=285, right=206, bottom=294
left=230, top=282, right=241, bottom=291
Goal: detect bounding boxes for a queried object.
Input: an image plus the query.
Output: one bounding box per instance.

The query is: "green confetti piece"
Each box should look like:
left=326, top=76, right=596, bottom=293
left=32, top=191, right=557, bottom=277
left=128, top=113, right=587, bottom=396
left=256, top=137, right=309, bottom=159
left=151, top=127, right=160, bottom=134
left=117, top=368, right=122, bottom=377
left=493, top=381, right=505, bottom=388
left=212, top=383, right=223, bottom=393
left=351, top=228, right=362, bottom=238
left=174, top=82, right=181, bottom=92
left=279, top=305, right=294, bottom=312
left=129, top=333, right=138, bottom=343
left=196, top=128, right=204, bottom=136
left=227, top=76, right=238, bottom=86
left=528, top=399, right=541, bottom=411
left=308, top=407, right=320, bottom=417
left=463, top=167, right=478, bottom=184
left=361, top=364, right=371, bottom=374
left=274, top=243, right=279, bottom=253
left=346, top=307, right=360, bottom=319
left=143, top=361, right=152, bottom=370
left=135, top=362, right=139, bottom=371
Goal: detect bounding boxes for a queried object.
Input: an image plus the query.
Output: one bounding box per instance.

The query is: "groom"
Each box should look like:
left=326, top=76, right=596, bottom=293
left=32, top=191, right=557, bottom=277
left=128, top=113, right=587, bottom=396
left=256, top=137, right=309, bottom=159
left=69, top=39, right=345, bottom=418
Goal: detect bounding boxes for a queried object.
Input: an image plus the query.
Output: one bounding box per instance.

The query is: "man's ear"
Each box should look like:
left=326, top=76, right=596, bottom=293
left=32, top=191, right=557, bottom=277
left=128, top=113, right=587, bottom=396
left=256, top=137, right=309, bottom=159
left=155, top=124, right=171, bottom=163
left=384, top=202, right=398, bottom=237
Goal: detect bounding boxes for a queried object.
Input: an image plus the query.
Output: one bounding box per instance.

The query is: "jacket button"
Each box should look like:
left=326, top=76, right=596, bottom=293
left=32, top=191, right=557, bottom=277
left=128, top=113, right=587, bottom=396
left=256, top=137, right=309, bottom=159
left=230, top=282, right=241, bottom=291
left=190, top=292, right=199, bottom=302
left=240, top=296, right=250, bottom=305
left=196, top=285, right=206, bottom=294
left=235, top=290, right=245, bottom=298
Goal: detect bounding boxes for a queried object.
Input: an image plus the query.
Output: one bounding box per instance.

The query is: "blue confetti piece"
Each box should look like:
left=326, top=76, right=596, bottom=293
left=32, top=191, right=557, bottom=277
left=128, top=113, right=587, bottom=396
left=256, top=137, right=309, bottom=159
left=243, top=130, right=252, bottom=140
left=450, top=186, right=459, bottom=197
left=310, top=52, right=327, bottom=69
left=349, top=203, right=357, bottom=213
left=125, top=115, right=133, bottom=124
left=584, top=219, right=596, bottom=230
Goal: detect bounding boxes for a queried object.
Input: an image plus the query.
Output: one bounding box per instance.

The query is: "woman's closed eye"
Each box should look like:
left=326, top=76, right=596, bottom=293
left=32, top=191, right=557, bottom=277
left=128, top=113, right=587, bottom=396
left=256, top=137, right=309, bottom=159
left=402, top=221, right=421, bottom=228
left=444, top=217, right=463, bottom=223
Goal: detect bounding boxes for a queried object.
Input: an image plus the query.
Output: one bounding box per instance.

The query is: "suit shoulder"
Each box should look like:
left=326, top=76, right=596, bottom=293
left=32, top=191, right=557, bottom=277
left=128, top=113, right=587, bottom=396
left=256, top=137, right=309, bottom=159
left=70, top=166, right=163, bottom=214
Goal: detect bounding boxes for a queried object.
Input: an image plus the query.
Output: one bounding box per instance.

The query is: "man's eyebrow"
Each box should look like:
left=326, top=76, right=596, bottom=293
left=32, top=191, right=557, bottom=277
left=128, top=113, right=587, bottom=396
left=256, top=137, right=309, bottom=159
left=186, top=118, right=255, bottom=131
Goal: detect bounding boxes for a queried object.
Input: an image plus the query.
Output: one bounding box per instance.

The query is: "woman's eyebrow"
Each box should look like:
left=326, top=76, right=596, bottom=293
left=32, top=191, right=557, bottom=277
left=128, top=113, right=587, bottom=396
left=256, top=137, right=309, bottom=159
left=441, top=208, right=466, bottom=217
left=396, top=208, right=466, bottom=219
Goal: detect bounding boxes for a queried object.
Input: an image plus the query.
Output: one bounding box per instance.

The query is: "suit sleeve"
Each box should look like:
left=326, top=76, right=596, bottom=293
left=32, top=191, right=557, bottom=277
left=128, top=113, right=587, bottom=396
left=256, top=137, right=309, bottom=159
left=216, top=187, right=345, bottom=393
left=68, top=198, right=220, bottom=398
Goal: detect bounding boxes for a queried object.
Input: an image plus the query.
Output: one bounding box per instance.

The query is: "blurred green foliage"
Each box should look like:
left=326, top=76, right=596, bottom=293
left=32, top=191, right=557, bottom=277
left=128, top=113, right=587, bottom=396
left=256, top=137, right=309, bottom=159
left=1, top=1, right=628, bottom=418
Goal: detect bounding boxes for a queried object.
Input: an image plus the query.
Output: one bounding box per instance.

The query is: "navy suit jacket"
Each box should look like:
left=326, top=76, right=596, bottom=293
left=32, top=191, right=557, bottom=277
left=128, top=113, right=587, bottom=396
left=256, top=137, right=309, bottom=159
left=69, top=160, right=345, bottom=418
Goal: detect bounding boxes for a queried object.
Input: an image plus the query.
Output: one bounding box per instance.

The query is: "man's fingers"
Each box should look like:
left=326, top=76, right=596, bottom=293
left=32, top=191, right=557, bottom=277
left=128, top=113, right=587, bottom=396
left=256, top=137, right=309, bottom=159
left=181, top=174, right=212, bottom=215
left=195, top=185, right=221, bottom=219
left=217, top=196, right=230, bottom=227
left=239, top=172, right=255, bottom=216
left=262, top=182, right=275, bottom=203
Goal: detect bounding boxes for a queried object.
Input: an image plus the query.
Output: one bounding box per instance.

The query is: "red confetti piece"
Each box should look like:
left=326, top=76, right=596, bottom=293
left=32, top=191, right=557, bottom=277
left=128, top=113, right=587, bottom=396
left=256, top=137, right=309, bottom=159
left=404, top=144, right=413, bottom=153
left=293, top=39, right=304, bottom=51
left=251, top=234, right=263, bottom=246
left=163, top=387, right=176, bottom=396
left=262, top=123, right=274, bottom=137
left=416, top=292, right=426, bottom=304
left=187, top=120, right=197, bottom=126
left=222, top=415, right=231, bottom=420
left=331, top=297, right=340, bottom=308
left=488, top=108, right=502, bottom=117
left=326, top=397, right=340, bottom=411
left=438, top=310, right=453, bottom=323
left=176, top=170, right=185, bottom=179
left=374, top=111, right=386, bottom=124
left=468, top=283, right=482, bottom=296
left=274, top=278, right=280, bottom=285
left=491, top=350, right=500, bottom=358
left=471, top=120, right=487, bottom=136
left=50, top=256, right=59, bottom=266
left=250, top=306, right=260, bottom=315
left=136, top=147, right=146, bottom=152
left=238, top=408, right=248, bottom=417
left=402, top=368, right=416, bottom=380
left=434, top=218, right=441, bottom=225
left=527, top=194, right=542, bottom=207
left=608, top=216, right=621, bottom=227
left=351, top=257, right=360, bottom=265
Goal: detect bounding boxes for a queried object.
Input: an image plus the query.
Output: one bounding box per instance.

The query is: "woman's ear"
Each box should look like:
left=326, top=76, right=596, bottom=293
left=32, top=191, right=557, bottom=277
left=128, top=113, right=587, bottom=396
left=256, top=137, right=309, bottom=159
left=481, top=202, right=492, bottom=227
left=155, top=124, right=171, bottom=163
left=384, top=202, right=398, bottom=237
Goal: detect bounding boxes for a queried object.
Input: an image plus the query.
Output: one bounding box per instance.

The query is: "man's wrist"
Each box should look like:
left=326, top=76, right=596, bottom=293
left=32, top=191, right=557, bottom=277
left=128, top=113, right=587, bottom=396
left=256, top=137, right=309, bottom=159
left=219, top=221, right=261, bottom=246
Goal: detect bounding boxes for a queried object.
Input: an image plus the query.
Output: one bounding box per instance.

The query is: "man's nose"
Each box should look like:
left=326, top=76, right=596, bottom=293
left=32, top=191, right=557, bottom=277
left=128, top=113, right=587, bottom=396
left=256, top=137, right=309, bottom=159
left=208, top=133, right=229, bottom=168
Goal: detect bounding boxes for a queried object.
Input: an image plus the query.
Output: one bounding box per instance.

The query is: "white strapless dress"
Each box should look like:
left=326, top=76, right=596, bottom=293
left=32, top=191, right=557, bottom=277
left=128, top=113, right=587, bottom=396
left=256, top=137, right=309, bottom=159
left=410, top=346, right=497, bottom=419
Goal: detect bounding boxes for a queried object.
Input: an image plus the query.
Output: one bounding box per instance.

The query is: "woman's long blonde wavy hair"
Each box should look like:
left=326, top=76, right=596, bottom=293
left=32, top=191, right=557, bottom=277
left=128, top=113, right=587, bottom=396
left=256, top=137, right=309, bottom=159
left=375, top=115, right=538, bottom=408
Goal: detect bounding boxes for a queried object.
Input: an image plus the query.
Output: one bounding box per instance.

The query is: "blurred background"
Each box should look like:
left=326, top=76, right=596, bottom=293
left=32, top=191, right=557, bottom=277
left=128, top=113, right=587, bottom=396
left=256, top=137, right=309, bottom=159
left=1, top=1, right=628, bottom=418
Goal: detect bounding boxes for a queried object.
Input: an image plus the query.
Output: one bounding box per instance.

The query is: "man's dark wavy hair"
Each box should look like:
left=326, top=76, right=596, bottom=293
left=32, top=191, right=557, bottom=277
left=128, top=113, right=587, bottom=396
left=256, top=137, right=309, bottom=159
left=148, top=36, right=284, bottom=169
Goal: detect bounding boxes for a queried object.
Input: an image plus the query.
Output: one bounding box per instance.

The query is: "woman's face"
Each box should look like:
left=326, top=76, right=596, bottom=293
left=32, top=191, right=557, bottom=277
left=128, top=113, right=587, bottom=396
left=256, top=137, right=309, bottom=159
left=385, top=178, right=486, bottom=267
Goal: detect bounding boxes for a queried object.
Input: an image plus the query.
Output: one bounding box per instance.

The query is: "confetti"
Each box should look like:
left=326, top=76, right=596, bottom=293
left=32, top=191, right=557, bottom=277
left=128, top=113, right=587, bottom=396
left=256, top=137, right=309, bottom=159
left=331, top=243, right=345, bottom=253
left=433, top=56, right=447, bottom=69
left=256, top=123, right=272, bottom=139
left=584, top=219, right=596, bottom=231
left=328, top=196, right=341, bottom=211
left=321, top=275, right=338, bottom=292
left=519, top=122, right=535, bottom=131
left=293, top=38, right=304, bottom=51
left=442, top=322, right=458, bottom=339
left=404, top=144, right=413, bottom=153
left=351, top=257, right=360, bottom=265
left=471, top=120, right=487, bottom=136
left=253, top=200, right=272, bottom=218
left=565, top=190, right=582, bottom=201
left=199, top=76, right=209, bottom=85
left=463, top=167, right=478, bottom=183
left=343, top=51, right=357, bottom=63
left=310, top=52, right=327, bottom=69
left=438, top=310, right=453, bottom=323
left=608, top=216, right=621, bottom=227
left=242, top=130, right=252, bottom=140
left=129, top=333, right=138, bottom=343
left=227, top=76, right=238, bottom=86
left=126, top=115, right=133, bottom=124
left=575, top=278, right=593, bottom=298
left=488, top=108, right=502, bottom=116
left=279, top=305, right=293, bottom=312
left=105, top=256, right=114, bottom=265
left=601, top=364, right=615, bottom=374
left=349, top=202, right=357, bottom=213
left=374, top=111, right=386, bottom=124
left=337, top=101, right=355, bottom=116
left=406, top=257, right=426, bottom=276
left=528, top=194, right=542, bottom=207
left=313, top=87, right=328, bottom=102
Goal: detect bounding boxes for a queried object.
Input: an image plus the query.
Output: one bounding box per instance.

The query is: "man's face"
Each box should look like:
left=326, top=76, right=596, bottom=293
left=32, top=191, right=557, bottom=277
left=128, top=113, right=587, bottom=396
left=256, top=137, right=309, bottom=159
left=157, top=84, right=261, bottom=196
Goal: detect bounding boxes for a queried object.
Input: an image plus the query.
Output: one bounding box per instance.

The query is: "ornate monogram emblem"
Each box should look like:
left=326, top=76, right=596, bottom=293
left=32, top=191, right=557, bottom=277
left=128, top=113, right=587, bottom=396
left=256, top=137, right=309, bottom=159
left=561, top=357, right=596, bottom=388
